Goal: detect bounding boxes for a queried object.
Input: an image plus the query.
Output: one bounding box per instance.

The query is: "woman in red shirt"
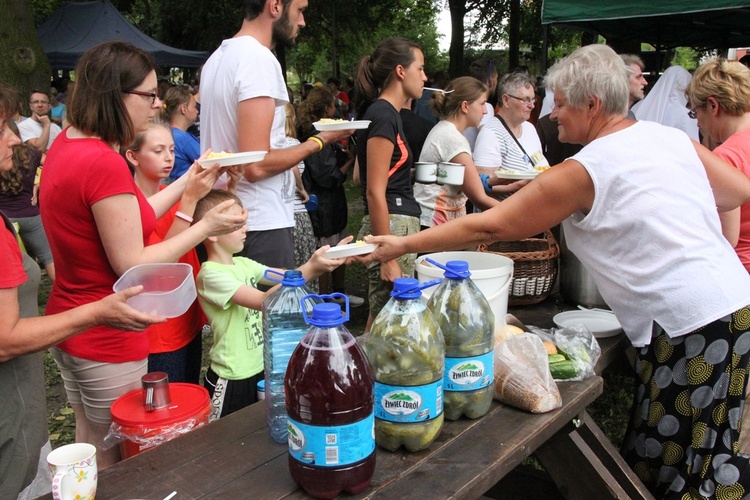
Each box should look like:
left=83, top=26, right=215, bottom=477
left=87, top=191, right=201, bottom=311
left=0, top=83, right=164, bottom=497
left=39, top=42, right=246, bottom=467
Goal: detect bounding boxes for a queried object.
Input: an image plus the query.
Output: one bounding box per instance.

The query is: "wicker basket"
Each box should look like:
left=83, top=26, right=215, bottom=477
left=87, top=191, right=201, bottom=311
left=477, top=230, right=560, bottom=306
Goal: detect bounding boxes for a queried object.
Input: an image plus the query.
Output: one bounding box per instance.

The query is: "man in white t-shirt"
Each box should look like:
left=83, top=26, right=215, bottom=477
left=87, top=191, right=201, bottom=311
left=18, top=90, right=61, bottom=152
left=200, top=0, right=349, bottom=269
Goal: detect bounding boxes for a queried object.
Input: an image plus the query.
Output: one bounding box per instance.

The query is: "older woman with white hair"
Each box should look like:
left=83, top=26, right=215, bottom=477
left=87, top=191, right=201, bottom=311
left=364, top=44, right=750, bottom=497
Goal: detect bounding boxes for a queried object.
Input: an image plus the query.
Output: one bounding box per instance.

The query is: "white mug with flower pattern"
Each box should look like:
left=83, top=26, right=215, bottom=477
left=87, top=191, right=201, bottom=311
left=47, top=442, right=97, bottom=500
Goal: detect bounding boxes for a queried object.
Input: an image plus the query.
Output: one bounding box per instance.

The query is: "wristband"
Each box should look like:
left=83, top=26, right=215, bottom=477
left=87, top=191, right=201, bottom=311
left=175, top=211, right=193, bottom=223
left=307, top=136, right=324, bottom=152
left=479, top=174, right=492, bottom=194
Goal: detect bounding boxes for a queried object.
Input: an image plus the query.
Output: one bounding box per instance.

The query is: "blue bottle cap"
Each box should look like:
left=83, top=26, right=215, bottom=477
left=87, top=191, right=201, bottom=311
left=281, top=269, right=305, bottom=287
left=257, top=379, right=265, bottom=391
left=307, top=302, right=345, bottom=327
left=263, top=268, right=306, bottom=286
left=443, top=260, right=471, bottom=280
left=391, top=278, right=420, bottom=299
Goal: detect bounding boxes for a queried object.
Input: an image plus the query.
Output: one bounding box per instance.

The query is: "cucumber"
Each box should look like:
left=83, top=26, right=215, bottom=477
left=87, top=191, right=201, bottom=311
left=549, top=360, right=577, bottom=380
left=547, top=354, right=566, bottom=364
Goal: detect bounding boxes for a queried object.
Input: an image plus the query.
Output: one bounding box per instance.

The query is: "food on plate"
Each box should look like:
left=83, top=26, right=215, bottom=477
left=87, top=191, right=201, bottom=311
left=207, top=151, right=231, bottom=159
left=533, top=165, right=551, bottom=173
left=318, top=118, right=348, bottom=124
left=493, top=324, right=525, bottom=346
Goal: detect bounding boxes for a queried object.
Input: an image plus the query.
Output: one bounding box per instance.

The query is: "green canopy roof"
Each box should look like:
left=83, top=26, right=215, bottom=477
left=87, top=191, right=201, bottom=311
left=541, top=0, right=750, bottom=49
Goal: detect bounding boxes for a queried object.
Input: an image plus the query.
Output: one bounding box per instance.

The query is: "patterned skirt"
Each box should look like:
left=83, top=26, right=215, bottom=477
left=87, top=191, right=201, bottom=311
left=293, top=211, right=318, bottom=293
left=622, top=307, right=750, bottom=499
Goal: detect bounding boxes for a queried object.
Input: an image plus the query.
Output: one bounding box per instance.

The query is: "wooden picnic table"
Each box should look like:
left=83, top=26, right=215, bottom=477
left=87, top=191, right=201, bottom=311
left=84, top=322, right=649, bottom=500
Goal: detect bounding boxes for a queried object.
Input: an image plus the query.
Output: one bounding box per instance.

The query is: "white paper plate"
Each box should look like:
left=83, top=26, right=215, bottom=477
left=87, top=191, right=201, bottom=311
left=494, top=170, right=538, bottom=180
left=197, top=151, right=267, bottom=168
left=553, top=310, right=623, bottom=338
left=313, top=120, right=371, bottom=131
left=323, top=243, right=377, bottom=259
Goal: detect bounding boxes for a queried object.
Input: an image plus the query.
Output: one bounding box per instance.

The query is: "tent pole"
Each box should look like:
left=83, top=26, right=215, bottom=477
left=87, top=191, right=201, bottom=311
left=542, top=24, right=549, bottom=73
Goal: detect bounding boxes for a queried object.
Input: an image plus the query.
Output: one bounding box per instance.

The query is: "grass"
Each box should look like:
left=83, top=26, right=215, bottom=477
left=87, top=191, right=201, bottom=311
left=42, top=176, right=635, bottom=457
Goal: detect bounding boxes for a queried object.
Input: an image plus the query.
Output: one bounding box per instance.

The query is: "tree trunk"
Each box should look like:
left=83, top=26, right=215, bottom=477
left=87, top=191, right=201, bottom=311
left=508, top=0, right=520, bottom=70
left=448, top=0, right=466, bottom=78
left=0, top=0, right=52, bottom=115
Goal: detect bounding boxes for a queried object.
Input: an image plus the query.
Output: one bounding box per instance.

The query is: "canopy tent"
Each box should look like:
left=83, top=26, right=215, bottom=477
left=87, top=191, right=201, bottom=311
left=38, top=0, right=208, bottom=69
left=541, top=0, right=750, bottom=50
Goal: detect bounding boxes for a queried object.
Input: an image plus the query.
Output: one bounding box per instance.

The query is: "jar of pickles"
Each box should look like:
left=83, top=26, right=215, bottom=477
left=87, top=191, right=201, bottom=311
left=365, top=278, right=444, bottom=452
left=427, top=260, right=494, bottom=420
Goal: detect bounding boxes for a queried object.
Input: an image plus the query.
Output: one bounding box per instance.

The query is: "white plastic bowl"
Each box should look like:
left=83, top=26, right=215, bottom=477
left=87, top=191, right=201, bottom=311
left=553, top=310, right=622, bottom=338
left=437, top=162, right=465, bottom=185
left=113, top=263, right=196, bottom=318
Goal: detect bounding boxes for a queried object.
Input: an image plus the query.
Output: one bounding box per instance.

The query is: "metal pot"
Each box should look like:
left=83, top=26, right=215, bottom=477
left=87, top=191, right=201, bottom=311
left=559, top=227, right=607, bottom=308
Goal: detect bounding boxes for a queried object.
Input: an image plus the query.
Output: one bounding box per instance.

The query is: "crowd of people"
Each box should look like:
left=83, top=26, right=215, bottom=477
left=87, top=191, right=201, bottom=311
left=5, top=0, right=750, bottom=497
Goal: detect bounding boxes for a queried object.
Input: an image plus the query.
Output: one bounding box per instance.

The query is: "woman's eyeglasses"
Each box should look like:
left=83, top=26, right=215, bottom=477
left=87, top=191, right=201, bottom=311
left=687, top=105, right=700, bottom=119
left=124, top=90, right=159, bottom=105
left=506, top=94, right=536, bottom=105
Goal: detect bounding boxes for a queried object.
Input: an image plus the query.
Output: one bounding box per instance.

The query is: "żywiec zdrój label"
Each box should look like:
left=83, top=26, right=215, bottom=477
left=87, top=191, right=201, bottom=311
left=443, top=350, right=494, bottom=392
left=374, top=380, right=443, bottom=423
left=287, top=414, right=375, bottom=467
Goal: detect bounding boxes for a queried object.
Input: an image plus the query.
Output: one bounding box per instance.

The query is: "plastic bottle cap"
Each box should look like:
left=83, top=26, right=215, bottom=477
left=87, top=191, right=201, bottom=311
left=281, top=269, right=306, bottom=287
left=391, top=277, right=421, bottom=299
left=307, top=302, right=345, bottom=327
left=444, top=260, right=471, bottom=279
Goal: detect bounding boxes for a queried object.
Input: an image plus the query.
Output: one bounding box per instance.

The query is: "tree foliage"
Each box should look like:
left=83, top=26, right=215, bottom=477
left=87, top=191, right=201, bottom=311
left=1, top=0, right=53, bottom=113
left=288, top=0, right=444, bottom=84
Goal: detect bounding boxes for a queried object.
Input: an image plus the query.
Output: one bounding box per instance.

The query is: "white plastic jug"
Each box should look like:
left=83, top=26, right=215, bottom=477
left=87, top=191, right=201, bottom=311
left=416, top=251, right=513, bottom=333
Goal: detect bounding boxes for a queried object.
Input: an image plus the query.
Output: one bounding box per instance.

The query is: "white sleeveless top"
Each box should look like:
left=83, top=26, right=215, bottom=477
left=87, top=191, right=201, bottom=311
left=562, top=120, right=750, bottom=346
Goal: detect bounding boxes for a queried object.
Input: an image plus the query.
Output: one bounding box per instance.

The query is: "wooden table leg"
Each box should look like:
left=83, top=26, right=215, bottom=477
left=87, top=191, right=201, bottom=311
left=535, top=412, right=654, bottom=500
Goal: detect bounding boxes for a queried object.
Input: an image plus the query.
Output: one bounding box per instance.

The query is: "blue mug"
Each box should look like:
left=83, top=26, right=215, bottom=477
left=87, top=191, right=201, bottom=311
left=305, top=194, right=318, bottom=212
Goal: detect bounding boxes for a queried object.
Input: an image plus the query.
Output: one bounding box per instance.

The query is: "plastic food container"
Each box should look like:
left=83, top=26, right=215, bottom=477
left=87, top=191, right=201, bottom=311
left=415, top=162, right=438, bottom=183
left=110, top=383, right=211, bottom=458
left=437, top=162, right=465, bottom=185
left=113, top=263, right=196, bottom=318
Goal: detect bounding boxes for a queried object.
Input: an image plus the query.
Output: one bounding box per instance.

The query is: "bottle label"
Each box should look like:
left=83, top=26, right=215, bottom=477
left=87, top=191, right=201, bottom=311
left=443, top=350, right=494, bottom=392
left=287, top=414, right=375, bottom=467
left=374, top=380, right=443, bottom=423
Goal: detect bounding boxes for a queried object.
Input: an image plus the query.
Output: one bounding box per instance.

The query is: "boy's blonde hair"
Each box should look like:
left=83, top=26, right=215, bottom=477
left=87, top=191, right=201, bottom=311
left=193, top=189, right=244, bottom=225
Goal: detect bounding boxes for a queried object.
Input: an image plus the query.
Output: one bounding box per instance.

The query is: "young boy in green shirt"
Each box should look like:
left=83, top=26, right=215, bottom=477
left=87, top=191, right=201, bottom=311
left=193, top=190, right=349, bottom=419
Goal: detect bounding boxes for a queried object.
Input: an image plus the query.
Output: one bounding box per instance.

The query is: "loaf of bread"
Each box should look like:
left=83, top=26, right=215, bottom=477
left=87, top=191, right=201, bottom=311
left=492, top=334, right=561, bottom=413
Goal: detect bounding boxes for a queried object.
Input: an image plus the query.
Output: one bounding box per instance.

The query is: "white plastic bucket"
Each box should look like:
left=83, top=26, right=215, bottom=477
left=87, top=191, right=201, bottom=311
left=416, top=251, right=513, bottom=333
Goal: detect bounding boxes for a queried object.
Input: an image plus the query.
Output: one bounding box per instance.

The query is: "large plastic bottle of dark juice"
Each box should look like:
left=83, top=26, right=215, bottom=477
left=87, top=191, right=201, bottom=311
left=285, top=294, right=375, bottom=499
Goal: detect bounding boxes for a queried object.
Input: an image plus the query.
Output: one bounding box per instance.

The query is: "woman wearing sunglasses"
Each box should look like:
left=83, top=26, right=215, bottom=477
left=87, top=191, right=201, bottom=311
left=39, top=41, right=246, bottom=467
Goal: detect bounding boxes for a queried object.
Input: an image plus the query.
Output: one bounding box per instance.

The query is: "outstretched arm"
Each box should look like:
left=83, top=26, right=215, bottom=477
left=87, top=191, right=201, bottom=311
left=0, top=285, right=164, bottom=362
left=365, top=160, right=592, bottom=262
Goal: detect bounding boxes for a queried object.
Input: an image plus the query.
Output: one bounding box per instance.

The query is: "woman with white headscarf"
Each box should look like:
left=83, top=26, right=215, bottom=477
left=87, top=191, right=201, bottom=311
left=632, top=65, right=699, bottom=141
